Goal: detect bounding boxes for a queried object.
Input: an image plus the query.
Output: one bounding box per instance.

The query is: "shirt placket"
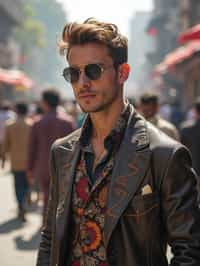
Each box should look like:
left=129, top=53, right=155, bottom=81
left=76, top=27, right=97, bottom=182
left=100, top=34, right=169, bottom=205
left=73, top=154, right=113, bottom=263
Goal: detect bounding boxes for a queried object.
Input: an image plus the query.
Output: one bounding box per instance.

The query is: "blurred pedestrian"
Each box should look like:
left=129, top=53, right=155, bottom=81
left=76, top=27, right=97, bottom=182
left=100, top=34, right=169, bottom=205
left=2, top=102, right=31, bottom=221
left=57, top=103, right=76, bottom=127
left=27, top=88, right=75, bottom=221
left=37, top=18, right=200, bottom=266
left=170, top=100, right=185, bottom=129
left=0, top=101, right=16, bottom=159
left=139, top=92, right=180, bottom=140
left=65, top=100, right=85, bottom=128
left=181, top=98, right=200, bottom=200
left=33, top=104, right=44, bottom=122
left=27, top=104, right=44, bottom=204
left=159, top=101, right=171, bottom=121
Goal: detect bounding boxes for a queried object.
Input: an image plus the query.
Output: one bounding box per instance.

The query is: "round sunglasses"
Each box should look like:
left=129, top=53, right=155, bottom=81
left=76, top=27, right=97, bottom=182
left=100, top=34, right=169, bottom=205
left=62, top=63, right=113, bottom=84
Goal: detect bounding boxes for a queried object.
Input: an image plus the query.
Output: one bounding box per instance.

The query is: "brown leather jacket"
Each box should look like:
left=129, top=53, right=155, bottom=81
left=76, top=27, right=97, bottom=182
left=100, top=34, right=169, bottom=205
left=37, top=107, right=200, bottom=266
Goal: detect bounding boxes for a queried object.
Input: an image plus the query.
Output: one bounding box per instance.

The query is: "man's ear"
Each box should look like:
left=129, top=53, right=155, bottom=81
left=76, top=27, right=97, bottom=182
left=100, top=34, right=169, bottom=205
left=117, top=63, right=131, bottom=84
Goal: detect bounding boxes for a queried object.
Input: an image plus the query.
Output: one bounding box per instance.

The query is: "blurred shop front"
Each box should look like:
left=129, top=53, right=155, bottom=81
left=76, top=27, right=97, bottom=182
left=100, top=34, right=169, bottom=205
left=153, top=24, right=200, bottom=111
left=0, top=68, right=33, bottom=101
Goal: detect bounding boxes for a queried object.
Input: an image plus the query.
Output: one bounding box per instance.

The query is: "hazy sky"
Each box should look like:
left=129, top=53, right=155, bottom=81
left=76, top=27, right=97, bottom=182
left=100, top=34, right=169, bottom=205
left=57, top=0, right=153, bottom=37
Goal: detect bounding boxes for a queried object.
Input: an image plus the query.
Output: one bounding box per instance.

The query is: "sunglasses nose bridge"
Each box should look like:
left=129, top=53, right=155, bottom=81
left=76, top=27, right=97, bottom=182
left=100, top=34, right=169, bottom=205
left=78, top=68, right=91, bottom=84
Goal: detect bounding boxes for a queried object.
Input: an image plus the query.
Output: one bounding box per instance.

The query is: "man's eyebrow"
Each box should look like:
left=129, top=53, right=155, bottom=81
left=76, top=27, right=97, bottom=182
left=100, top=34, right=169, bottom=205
left=69, top=62, right=105, bottom=68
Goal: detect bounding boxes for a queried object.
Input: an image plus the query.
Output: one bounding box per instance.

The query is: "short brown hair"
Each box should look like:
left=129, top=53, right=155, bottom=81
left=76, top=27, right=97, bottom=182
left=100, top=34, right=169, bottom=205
left=59, top=18, right=128, bottom=67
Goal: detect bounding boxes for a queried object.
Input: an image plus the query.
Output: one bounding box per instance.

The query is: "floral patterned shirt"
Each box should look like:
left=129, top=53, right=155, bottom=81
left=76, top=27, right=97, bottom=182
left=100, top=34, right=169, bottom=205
left=69, top=104, right=131, bottom=266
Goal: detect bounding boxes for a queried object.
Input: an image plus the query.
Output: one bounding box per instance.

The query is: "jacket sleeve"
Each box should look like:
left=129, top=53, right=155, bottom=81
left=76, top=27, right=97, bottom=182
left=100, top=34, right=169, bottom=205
left=161, top=146, right=200, bottom=266
left=36, top=144, right=58, bottom=266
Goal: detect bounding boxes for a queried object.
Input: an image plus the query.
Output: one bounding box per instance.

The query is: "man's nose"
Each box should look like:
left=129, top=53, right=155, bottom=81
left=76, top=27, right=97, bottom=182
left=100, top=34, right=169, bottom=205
left=77, top=70, right=91, bottom=87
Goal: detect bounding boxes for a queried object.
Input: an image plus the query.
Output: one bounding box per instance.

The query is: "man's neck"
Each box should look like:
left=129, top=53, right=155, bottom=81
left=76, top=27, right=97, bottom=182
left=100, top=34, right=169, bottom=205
left=90, top=100, right=126, bottom=143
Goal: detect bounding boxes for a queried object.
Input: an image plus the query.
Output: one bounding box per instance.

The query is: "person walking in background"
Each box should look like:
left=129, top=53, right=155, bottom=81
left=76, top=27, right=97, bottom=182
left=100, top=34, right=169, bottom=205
left=2, top=102, right=31, bottom=222
left=181, top=98, right=200, bottom=201
left=170, top=100, right=185, bottom=129
left=65, top=100, right=85, bottom=128
left=0, top=101, right=16, bottom=159
left=27, top=103, right=44, bottom=204
left=27, top=88, right=75, bottom=221
left=139, top=92, right=180, bottom=141
left=37, top=18, right=200, bottom=266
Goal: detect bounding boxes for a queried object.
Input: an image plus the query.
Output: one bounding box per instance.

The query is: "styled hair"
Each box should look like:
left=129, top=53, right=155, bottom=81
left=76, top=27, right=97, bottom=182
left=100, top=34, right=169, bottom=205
left=140, top=92, right=159, bottom=105
left=59, top=18, right=128, bottom=67
left=42, top=88, right=60, bottom=108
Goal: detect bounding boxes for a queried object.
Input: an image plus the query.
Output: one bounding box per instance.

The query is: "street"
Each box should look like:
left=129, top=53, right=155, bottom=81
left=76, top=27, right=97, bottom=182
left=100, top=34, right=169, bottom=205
left=0, top=163, right=42, bottom=266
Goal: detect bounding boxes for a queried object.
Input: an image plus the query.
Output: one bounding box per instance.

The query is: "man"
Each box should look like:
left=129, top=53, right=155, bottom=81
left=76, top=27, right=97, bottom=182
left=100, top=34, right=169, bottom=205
left=2, top=102, right=31, bottom=221
left=37, top=18, right=200, bottom=266
left=181, top=98, right=200, bottom=198
left=139, top=92, right=180, bottom=141
left=27, top=89, right=75, bottom=218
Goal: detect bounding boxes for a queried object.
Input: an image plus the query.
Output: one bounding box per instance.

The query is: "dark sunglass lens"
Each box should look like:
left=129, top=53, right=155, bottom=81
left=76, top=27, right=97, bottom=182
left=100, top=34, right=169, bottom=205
left=63, top=67, right=79, bottom=83
left=85, top=64, right=102, bottom=80
left=70, top=68, right=80, bottom=83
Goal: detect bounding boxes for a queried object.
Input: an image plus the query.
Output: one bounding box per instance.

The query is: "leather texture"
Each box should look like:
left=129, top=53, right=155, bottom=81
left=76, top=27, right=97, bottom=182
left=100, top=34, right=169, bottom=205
left=37, top=107, right=200, bottom=266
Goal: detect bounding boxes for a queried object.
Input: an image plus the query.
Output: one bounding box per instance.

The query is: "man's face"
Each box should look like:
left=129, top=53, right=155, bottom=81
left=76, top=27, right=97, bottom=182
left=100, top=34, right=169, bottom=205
left=67, top=43, right=122, bottom=113
left=140, top=103, right=158, bottom=119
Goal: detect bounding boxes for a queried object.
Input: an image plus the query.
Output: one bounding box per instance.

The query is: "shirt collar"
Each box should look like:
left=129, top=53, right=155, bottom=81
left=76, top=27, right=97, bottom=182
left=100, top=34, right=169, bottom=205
left=79, top=102, right=132, bottom=152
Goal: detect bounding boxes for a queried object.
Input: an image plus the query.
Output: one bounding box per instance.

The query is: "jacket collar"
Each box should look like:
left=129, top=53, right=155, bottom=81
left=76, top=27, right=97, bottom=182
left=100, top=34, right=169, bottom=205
left=78, top=102, right=131, bottom=149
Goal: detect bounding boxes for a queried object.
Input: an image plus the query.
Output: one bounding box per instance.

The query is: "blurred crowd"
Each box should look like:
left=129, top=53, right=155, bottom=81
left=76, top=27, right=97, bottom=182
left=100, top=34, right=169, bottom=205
left=0, top=88, right=85, bottom=223
left=1, top=88, right=200, bottom=225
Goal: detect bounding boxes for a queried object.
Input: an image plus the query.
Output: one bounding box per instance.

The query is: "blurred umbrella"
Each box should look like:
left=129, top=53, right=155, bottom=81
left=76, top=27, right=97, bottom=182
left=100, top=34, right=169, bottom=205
left=153, top=41, right=200, bottom=75
left=178, top=24, right=200, bottom=44
left=0, top=68, right=33, bottom=89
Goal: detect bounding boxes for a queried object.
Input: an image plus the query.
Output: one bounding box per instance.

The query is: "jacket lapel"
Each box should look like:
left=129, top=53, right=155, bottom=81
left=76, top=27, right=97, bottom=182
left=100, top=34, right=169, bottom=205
left=56, top=134, right=81, bottom=241
left=104, top=112, right=151, bottom=247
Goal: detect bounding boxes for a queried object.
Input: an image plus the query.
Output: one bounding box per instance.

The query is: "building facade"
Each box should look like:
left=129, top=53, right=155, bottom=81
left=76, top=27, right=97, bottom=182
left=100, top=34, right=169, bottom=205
left=147, top=0, right=181, bottom=65
left=150, top=0, right=200, bottom=109
left=128, top=11, right=154, bottom=95
left=0, top=0, right=22, bottom=68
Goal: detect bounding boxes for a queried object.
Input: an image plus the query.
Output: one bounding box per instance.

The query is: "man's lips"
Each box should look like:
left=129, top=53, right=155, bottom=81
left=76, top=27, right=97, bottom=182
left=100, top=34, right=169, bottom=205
left=78, top=93, right=96, bottom=99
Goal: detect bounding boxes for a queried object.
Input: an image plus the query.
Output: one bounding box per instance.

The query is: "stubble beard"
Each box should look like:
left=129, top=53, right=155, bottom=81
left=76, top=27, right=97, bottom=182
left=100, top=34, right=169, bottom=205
left=78, top=84, right=119, bottom=114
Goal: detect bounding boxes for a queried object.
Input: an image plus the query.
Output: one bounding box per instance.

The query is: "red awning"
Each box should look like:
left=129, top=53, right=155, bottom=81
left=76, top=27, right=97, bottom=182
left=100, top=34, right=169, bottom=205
left=178, top=24, right=200, bottom=44
left=154, top=41, right=200, bottom=75
left=0, top=68, right=33, bottom=88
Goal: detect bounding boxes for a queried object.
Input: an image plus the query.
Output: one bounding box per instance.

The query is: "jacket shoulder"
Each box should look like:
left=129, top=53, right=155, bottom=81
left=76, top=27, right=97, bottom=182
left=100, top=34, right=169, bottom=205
left=145, top=121, right=192, bottom=188
left=51, top=128, right=81, bottom=151
left=130, top=111, right=180, bottom=151
left=147, top=120, right=187, bottom=161
left=146, top=121, right=179, bottom=148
